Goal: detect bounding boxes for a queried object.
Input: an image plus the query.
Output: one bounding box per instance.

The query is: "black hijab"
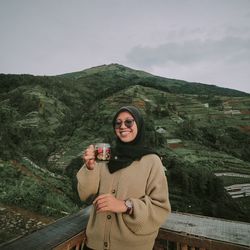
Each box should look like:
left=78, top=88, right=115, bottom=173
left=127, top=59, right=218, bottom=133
left=107, top=106, right=157, bottom=173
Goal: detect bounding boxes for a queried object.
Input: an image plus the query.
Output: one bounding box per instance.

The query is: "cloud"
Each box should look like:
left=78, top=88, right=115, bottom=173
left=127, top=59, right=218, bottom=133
left=126, top=36, right=250, bottom=68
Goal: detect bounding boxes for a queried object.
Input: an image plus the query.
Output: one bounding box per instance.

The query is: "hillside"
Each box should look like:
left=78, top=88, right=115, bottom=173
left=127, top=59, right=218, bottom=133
left=0, top=63, right=250, bottom=242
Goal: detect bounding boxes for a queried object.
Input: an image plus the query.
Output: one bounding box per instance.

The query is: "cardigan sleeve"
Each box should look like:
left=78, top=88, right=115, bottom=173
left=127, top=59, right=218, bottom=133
left=76, top=164, right=100, bottom=202
left=123, top=155, right=171, bottom=235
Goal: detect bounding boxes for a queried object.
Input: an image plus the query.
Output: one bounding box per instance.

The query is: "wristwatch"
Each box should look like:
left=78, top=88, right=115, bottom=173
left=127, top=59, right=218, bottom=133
left=124, top=199, right=133, bottom=215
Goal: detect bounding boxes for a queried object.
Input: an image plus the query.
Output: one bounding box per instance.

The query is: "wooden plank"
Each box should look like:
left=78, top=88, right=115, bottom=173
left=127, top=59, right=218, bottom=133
left=157, top=229, right=250, bottom=250
left=162, top=212, right=250, bottom=248
left=53, top=232, right=85, bottom=250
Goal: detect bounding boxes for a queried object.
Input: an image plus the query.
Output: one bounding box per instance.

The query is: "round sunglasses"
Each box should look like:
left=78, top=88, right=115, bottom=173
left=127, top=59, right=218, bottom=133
left=114, top=119, right=135, bottom=129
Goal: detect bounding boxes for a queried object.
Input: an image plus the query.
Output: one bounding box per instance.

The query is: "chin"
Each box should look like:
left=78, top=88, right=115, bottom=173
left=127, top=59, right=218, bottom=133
left=120, top=137, right=133, bottom=143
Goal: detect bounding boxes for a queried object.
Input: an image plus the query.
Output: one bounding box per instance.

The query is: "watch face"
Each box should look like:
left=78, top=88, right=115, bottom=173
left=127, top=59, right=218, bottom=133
left=125, top=199, right=133, bottom=208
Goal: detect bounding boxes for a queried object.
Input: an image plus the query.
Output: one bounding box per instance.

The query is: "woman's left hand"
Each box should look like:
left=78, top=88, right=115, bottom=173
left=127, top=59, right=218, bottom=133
left=93, top=194, right=127, bottom=213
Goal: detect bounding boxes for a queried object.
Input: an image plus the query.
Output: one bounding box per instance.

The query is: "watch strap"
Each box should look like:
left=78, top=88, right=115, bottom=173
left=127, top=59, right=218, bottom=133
left=125, top=199, right=133, bottom=215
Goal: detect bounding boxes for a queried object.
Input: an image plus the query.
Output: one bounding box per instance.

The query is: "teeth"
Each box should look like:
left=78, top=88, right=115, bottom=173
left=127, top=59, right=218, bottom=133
left=120, top=131, right=129, bottom=136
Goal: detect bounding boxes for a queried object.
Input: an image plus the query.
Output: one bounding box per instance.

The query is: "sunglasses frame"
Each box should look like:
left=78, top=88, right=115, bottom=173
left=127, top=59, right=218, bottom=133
left=114, top=119, right=135, bottom=129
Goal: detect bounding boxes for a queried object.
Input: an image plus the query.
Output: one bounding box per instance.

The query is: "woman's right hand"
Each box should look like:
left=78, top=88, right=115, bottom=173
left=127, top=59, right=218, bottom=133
left=83, top=144, right=96, bottom=170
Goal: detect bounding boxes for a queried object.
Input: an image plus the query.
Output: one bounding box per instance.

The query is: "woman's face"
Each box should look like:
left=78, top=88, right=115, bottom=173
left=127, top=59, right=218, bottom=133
left=114, top=111, right=138, bottom=143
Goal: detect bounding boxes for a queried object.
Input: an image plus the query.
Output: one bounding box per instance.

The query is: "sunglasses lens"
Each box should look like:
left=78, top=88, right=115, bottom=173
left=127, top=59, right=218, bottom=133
left=115, top=119, right=134, bottom=129
left=124, top=119, right=134, bottom=128
left=115, top=121, right=122, bottom=129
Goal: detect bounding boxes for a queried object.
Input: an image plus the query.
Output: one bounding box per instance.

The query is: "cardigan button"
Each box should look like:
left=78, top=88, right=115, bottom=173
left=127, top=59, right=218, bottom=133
left=104, top=242, right=108, bottom=247
left=112, top=189, right=116, bottom=194
left=107, top=215, right=111, bottom=219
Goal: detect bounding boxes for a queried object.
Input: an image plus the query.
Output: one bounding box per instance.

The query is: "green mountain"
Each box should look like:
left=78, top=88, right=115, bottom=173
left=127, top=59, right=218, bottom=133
left=1, top=63, right=250, bottom=241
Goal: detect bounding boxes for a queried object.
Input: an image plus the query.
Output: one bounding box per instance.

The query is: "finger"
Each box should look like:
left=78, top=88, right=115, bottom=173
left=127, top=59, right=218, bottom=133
left=89, top=159, right=95, bottom=165
left=95, top=199, right=113, bottom=213
left=86, top=159, right=95, bottom=170
left=82, top=145, right=96, bottom=170
left=84, top=145, right=95, bottom=156
left=93, top=194, right=111, bottom=204
left=86, top=145, right=95, bottom=155
left=85, top=150, right=95, bottom=159
left=95, top=201, right=107, bottom=211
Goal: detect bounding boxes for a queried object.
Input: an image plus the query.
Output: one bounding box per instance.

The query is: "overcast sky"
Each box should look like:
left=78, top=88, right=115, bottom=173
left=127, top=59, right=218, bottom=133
left=1, top=0, right=250, bottom=93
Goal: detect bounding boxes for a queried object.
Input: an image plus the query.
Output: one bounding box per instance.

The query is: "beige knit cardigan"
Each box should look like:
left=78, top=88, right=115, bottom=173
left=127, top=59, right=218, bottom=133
left=77, top=154, right=171, bottom=250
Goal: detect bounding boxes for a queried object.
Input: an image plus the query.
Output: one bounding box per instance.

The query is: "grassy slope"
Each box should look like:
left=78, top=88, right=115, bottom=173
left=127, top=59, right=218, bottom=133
left=0, top=63, right=250, bottom=224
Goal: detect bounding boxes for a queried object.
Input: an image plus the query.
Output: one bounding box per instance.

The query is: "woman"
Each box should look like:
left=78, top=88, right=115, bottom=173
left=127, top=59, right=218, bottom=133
left=77, top=106, right=171, bottom=250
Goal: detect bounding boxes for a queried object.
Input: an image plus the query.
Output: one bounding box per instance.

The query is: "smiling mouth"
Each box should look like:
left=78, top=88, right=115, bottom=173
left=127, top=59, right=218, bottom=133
left=120, top=131, right=131, bottom=136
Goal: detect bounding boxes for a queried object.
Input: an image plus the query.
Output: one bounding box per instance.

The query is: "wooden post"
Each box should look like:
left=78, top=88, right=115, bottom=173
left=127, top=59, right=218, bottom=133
left=176, top=243, right=181, bottom=250
left=181, top=244, right=188, bottom=250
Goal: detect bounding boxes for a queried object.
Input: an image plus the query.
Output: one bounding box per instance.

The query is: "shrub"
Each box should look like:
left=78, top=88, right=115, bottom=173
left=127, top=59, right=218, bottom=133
left=1, top=177, right=47, bottom=211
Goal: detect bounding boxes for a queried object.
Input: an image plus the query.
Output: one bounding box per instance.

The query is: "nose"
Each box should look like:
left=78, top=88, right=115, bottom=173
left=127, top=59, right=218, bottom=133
left=120, top=122, right=127, bottom=129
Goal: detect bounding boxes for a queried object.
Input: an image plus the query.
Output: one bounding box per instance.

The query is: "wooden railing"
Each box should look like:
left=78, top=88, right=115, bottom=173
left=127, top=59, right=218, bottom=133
left=1, top=206, right=249, bottom=250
